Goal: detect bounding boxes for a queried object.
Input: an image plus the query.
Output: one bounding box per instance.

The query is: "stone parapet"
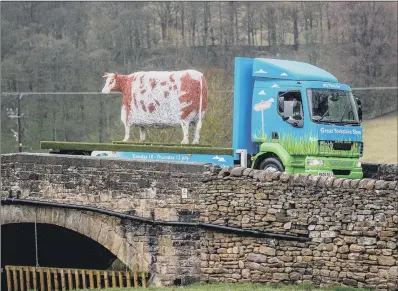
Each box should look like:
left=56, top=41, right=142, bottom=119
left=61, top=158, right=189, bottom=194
left=200, top=166, right=398, bottom=290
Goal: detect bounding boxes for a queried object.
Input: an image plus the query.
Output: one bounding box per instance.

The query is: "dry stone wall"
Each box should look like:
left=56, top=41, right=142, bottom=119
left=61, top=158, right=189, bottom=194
left=362, top=162, right=398, bottom=182
left=200, top=167, right=398, bottom=290
left=1, top=153, right=397, bottom=289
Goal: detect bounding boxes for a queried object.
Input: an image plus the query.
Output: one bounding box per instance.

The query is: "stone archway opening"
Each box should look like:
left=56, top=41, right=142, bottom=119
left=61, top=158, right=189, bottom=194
left=1, top=223, right=129, bottom=290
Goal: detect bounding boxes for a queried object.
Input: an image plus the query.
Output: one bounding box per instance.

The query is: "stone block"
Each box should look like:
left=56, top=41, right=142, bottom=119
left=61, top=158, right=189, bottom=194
left=378, top=256, right=396, bottom=266
left=379, top=231, right=395, bottom=237
left=110, top=234, right=124, bottom=255
left=350, top=179, right=361, bottom=188
left=241, top=168, right=253, bottom=177
left=358, top=237, right=377, bottom=246
left=230, top=167, right=245, bottom=177
left=342, top=278, right=357, bottom=286
left=284, top=222, right=292, bottom=229
left=325, top=177, right=335, bottom=188
left=388, top=181, right=397, bottom=190
left=317, top=243, right=335, bottom=251
left=273, top=273, right=289, bottom=280
left=290, top=272, right=302, bottom=281
left=388, top=266, right=397, bottom=281
left=64, top=210, right=82, bottom=233
left=374, top=180, right=387, bottom=190
left=279, top=172, right=290, bottom=182
left=246, top=253, right=267, bottom=263
left=332, top=178, right=344, bottom=188
left=242, top=269, right=250, bottom=278
left=258, top=246, right=276, bottom=256
left=349, top=244, right=365, bottom=253
left=321, top=230, right=338, bottom=238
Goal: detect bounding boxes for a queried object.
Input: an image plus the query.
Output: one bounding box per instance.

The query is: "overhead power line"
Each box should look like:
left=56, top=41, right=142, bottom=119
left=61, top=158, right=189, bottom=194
left=1, top=87, right=397, bottom=96
left=1, top=92, right=121, bottom=96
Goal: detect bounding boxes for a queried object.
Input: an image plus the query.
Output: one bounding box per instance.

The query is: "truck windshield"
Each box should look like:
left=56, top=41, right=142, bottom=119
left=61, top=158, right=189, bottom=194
left=306, top=88, right=360, bottom=124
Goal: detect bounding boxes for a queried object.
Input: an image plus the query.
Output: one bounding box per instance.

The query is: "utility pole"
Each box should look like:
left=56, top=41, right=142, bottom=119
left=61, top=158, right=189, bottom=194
left=17, top=93, right=23, bottom=152
left=6, top=93, right=24, bottom=152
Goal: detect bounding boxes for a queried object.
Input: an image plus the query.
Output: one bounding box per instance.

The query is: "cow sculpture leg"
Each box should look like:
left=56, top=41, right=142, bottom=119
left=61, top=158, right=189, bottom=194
left=121, top=106, right=130, bottom=142
left=192, top=120, right=202, bottom=144
left=139, top=127, right=146, bottom=142
left=180, top=120, right=190, bottom=144
left=123, top=123, right=130, bottom=142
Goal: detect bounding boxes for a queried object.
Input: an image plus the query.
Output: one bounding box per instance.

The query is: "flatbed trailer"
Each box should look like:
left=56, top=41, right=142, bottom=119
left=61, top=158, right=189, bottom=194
left=40, top=141, right=241, bottom=168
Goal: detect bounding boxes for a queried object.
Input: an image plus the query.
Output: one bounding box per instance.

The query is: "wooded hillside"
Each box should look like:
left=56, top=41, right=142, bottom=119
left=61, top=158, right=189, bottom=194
left=1, top=2, right=397, bottom=153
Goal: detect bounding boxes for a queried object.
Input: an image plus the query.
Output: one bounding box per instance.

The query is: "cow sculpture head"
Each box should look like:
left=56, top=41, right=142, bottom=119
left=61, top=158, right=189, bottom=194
left=101, top=72, right=119, bottom=93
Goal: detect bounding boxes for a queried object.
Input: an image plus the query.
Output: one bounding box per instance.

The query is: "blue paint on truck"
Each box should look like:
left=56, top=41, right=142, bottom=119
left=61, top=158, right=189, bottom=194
left=92, top=151, right=235, bottom=168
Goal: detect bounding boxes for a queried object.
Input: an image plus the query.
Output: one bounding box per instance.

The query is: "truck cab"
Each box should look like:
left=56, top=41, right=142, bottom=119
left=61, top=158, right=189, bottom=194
left=232, top=57, right=363, bottom=179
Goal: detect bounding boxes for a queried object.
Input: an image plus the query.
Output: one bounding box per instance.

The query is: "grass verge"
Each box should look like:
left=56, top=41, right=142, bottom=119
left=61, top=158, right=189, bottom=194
left=75, top=283, right=371, bottom=291
left=361, top=110, right=397, bottom=164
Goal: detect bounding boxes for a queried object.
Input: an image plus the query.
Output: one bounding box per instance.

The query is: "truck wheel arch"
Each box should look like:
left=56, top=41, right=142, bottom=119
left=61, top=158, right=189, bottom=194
left=259, top=157, right=285, bottom=172
left=252, top=143, right=293, bottom=171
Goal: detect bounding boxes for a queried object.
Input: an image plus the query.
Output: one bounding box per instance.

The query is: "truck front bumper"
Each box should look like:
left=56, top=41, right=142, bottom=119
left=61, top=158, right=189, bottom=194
left=304, top=156, right=363, bottom=179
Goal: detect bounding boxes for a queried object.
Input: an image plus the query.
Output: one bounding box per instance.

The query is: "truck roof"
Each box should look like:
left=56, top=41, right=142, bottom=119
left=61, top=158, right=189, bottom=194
left=252, top=58, right=338, bottom=83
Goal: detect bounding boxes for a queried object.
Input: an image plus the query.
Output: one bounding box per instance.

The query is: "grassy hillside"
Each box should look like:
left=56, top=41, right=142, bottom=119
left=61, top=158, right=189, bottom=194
left=361, top=111, right=397, bottom=164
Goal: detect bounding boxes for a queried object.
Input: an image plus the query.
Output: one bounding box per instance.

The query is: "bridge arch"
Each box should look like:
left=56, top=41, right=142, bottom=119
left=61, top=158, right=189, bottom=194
left=1, top=204, right=150, bottom=272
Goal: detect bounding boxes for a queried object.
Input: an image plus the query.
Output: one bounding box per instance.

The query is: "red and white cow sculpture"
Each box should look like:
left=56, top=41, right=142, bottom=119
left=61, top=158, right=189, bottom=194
left=101, top=70, right=208, bottom=144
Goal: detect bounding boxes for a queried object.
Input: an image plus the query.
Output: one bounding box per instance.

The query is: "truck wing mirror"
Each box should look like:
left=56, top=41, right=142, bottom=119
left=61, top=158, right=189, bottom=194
left=278, top=96, right=284, bottom=112
left=354, top=96, right=362, bottom=122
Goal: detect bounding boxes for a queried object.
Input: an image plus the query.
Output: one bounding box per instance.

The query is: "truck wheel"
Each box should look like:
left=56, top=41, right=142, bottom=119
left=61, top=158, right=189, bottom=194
left=259, top=157, right=284, bottom=173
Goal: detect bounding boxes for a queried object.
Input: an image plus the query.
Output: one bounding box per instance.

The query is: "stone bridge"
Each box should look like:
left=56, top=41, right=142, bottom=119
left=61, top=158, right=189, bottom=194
left=1, top=153, right=205, bottom=287
left=1, top=153, right=397, bottom=290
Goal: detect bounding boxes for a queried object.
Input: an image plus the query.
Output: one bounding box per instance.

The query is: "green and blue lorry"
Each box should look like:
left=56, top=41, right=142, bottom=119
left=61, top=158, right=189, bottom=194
left=42, top=57, right=364, bottom=179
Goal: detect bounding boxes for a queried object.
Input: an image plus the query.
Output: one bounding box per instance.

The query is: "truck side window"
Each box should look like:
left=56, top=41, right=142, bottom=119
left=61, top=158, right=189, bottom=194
left=278, top=91, right=304, bottom=127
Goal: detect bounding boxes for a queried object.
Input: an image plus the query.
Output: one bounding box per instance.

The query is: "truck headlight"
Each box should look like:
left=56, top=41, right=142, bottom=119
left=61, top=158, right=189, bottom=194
left=307, top=158, right=324, bottom=166
left=356, top=161, right=361, bottom=167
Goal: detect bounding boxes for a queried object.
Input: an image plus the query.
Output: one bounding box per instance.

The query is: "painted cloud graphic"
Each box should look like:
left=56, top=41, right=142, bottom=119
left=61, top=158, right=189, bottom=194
left=280, top=72, right=288, bottom=76
left=255, top=69, right=267, bottom=74
left=258, top=90, right=266, bottom=95
left=271, top=84, right=280, bottom=88
left=212, top=155, right=227, bottom=163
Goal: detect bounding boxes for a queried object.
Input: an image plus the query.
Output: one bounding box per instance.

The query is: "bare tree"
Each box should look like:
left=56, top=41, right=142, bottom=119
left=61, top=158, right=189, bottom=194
left=244, top=2, right=256, bottom=46
left=344, top=2, right=397, bottom=85
left=218, top=2, right=223, bottom=45
left=202, top=2, right=210, bottom=47
left=227, top=2, right=235, bottom=45
left=291, top=3, right=299, bottom=50
left=265, top=3, right=277, bottom=46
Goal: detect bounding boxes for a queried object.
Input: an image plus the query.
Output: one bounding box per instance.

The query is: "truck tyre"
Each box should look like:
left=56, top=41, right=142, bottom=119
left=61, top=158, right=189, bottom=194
left=259, top=157, right=284, bottom=173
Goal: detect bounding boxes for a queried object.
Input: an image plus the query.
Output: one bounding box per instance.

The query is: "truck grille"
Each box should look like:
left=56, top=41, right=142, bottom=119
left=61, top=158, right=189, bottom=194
left=332, top=142, right=352, bottom=151
left=318, top=140, right=362, bottom=157
left=329, top=160, right=355, bottom=168
left=332, top=169, right=351, bottom=176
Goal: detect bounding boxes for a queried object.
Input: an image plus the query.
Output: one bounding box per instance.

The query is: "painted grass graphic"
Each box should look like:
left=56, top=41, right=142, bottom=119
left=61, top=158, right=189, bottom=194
left=253, top=130, right=361, bottom=157
left=253, top=130, right=268, bottom=143
left=279, top=133, right=318, bottom=155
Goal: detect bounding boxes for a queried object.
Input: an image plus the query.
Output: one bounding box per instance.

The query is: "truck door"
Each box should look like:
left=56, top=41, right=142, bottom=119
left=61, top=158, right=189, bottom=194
left=275, top=87, right=311, bottom=156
